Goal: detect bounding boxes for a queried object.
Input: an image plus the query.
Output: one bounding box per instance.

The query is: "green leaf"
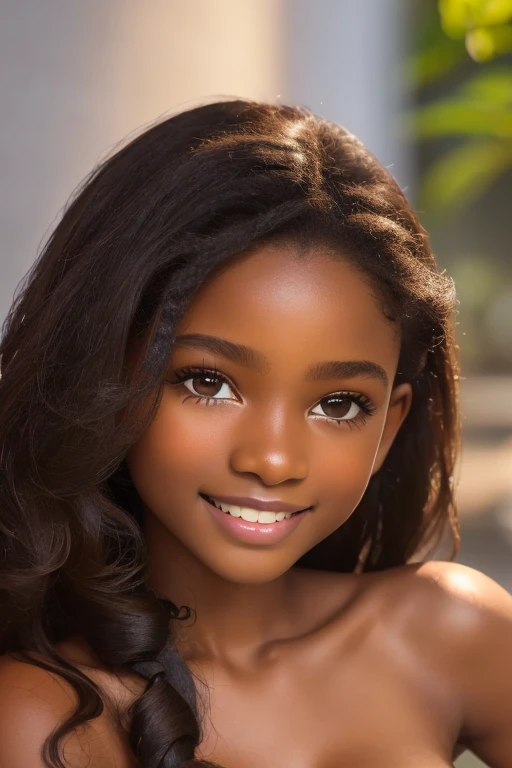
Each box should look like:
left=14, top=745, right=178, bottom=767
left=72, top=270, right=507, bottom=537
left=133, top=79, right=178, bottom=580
left=404, top=42, right=467, bottom=89
left=406, top=1, right=468, bottom=89
left=461, top=67, right=512, bottom=105
left=439, top=0, right=512, bottom=38
left=418, top=138, right=512, bottom=211
left=466, top=24, right=512, bottom=59
left=407, top=101, right=512, bottom=139
left=406, top=68, right=512, bottom=139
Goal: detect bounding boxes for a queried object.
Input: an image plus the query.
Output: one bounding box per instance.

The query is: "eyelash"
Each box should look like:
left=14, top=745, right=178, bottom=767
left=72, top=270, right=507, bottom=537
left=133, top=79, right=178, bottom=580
left=168, top=364, right=377, bottom=430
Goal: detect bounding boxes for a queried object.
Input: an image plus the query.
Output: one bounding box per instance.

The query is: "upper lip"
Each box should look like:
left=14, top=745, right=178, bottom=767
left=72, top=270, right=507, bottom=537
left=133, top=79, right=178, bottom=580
left=201, top=493, right=312, bottom=514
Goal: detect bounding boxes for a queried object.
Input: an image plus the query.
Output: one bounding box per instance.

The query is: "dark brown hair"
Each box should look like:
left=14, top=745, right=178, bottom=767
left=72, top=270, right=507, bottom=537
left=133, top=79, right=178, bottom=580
left=0, top=99, right=460, bottom=767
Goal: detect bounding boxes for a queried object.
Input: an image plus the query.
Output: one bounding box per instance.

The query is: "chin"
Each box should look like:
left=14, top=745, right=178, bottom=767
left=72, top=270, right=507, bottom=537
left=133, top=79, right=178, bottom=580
left=204, top=553, right=295, bottom=585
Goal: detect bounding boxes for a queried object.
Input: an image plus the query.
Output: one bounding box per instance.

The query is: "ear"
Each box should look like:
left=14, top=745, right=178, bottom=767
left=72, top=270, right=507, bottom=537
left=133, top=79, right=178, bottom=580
left=372, top=382, right=413, bottom=474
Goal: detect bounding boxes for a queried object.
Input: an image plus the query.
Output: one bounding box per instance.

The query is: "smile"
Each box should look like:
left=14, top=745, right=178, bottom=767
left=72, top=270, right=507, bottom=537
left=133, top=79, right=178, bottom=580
left=200, top=493, right=309, bottom=524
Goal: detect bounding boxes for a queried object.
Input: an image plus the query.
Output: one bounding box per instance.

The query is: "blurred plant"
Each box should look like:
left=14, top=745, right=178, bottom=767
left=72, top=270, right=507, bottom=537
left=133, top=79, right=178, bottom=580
left=407, top=0, right=512, bottom=212
left=440, top=0, right=512, bottom=61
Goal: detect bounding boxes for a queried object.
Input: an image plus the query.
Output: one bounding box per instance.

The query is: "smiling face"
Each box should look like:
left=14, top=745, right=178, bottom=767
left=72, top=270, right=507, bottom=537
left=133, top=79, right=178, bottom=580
left=126, top=241, right=412, bottom=584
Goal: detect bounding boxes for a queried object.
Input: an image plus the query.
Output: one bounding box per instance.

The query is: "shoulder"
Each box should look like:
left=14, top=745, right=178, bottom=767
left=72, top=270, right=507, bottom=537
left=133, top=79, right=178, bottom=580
left=394, top=561, right=512, bottom=764
left=0, top=652, right=83, bottom=768
left=388, top=559, right=512, bottom=660
left=0, top=645, right=140, bottom=768
left=399, top=559, right=512, bottom=632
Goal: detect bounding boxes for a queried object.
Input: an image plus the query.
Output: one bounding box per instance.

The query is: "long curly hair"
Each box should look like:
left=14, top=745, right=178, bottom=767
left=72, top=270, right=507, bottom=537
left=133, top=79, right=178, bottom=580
left=0, top=99, right=460, bottom=767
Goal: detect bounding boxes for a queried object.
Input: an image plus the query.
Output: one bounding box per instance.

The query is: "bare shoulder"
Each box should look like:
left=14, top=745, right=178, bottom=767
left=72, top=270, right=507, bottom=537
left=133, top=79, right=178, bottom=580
left=0, top=652, right=85, bottom=768
left=391, top=560, right=512, bottom=766
left=379, top=559, right=512, bottom=653
left=400, top=559, right=512, bottom=627
left=0, top=643, right=141, bottom=768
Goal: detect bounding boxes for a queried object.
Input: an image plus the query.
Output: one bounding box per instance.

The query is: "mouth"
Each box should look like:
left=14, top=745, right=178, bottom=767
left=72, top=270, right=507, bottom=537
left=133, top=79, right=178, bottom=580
left=199, top=492, right=312, bottom=522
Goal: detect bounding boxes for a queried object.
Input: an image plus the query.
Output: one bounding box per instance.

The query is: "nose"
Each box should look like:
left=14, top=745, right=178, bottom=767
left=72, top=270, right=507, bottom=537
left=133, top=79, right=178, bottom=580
left=228, top=402, right=309, bottom=486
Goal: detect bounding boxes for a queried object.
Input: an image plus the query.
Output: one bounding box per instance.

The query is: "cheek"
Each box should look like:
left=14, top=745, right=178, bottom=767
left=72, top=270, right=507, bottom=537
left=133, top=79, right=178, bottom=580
left=310, top=424, right=383, bottom=529
left=125, top=398, right=226, bottom=508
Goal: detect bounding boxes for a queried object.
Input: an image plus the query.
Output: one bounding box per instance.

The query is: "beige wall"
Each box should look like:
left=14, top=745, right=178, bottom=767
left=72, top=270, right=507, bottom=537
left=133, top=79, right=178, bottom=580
left=0, top=0, right=285, bottom=320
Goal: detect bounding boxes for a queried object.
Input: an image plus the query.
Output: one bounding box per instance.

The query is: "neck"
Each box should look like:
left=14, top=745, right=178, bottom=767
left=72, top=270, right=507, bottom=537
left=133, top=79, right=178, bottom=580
left=143, top=510, right=304, bottom=669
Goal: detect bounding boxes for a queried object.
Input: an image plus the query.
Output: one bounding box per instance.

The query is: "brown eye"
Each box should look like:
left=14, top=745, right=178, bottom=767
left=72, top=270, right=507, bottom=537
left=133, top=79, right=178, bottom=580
left=311, top=396, right=360, bottom=421
left=183, top=374, right=237, bottom=401
left=187, top=375, right=222, bottom=397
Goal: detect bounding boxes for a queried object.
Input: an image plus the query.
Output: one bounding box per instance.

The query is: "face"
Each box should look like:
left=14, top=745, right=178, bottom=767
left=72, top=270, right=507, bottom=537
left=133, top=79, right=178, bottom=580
left=126, top=242, right=412, bottom=584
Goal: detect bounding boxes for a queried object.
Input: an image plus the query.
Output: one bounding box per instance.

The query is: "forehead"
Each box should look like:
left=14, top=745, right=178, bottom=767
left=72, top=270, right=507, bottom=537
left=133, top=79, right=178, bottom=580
left=176, top=242, right=400, bottom=370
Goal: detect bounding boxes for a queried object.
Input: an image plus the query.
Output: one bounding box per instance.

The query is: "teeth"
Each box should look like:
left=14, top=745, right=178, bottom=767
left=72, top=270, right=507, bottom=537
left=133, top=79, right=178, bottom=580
left=207, top=496, right=295, bottom=523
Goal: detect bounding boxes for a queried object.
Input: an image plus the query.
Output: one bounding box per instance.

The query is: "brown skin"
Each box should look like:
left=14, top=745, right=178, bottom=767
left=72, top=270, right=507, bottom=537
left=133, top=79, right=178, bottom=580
left=1, top=242, right=512, bottom=767
left=126, top=243, right=412, bottom=663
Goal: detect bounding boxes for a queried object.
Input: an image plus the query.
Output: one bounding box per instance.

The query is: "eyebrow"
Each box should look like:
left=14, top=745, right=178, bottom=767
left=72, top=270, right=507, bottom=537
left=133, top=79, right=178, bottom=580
left=173, top=333, right=389, bottom=387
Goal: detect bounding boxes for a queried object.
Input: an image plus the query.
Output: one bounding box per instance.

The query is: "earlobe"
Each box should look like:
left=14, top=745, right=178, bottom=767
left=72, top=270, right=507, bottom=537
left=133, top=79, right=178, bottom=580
left=372, top=382, right=413, bottom=474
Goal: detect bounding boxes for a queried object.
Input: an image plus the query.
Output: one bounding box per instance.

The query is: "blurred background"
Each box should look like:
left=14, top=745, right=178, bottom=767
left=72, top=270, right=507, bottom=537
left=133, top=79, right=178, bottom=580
left=0, top=2, right=510, bottom=765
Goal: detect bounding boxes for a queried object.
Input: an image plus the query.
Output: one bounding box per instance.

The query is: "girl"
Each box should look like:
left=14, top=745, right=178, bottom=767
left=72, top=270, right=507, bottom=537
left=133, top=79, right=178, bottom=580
left=0, top=99, right=511, bottom=768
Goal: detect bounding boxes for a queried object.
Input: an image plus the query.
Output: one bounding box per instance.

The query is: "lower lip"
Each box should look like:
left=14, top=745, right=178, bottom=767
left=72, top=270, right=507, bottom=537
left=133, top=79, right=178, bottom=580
left=200, top=496, right=310, bottom=545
